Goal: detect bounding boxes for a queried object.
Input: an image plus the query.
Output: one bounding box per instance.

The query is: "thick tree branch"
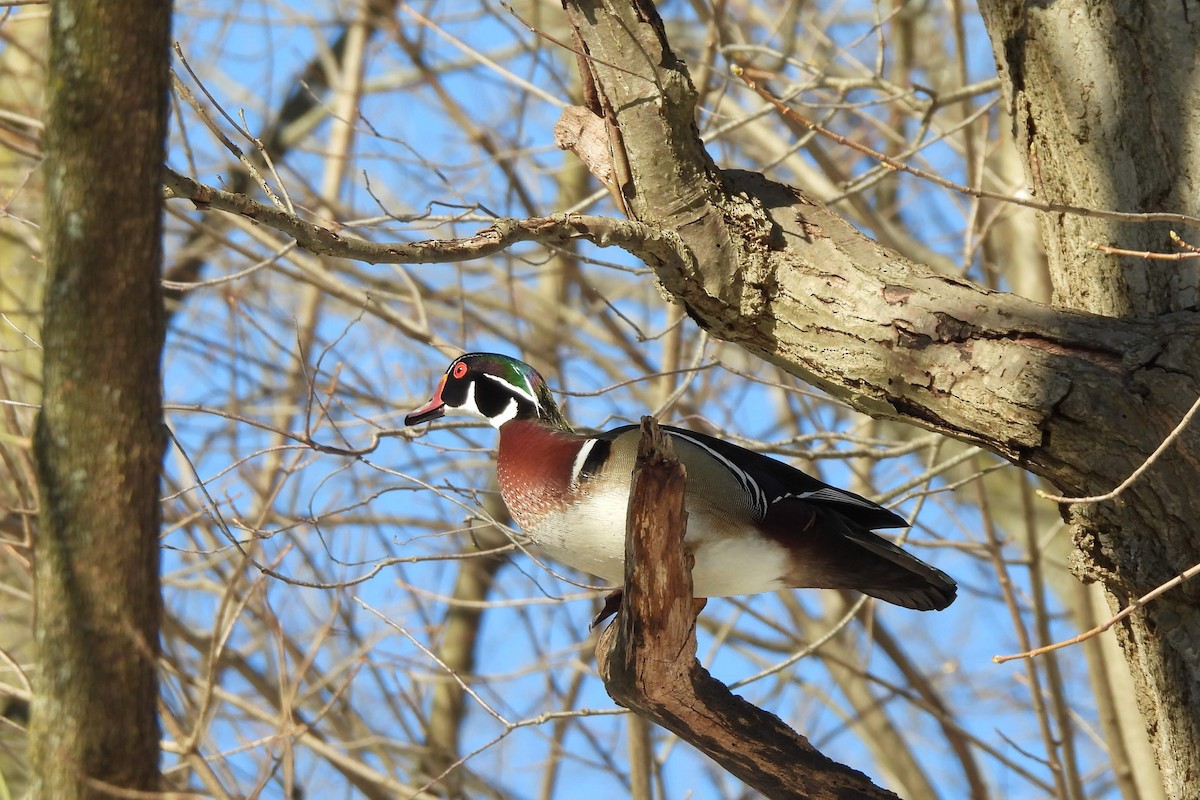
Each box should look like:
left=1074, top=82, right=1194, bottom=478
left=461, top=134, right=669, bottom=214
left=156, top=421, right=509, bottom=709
left=596, top=417, right=900, bottom=800
left=556, top=0, right=1200, bottom=495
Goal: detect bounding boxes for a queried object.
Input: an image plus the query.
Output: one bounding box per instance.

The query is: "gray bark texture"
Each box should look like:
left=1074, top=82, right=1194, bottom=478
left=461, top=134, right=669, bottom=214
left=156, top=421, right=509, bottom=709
left=32, top=0, right=171, bottom=795
left=563, top=0, right=1200, bottom=795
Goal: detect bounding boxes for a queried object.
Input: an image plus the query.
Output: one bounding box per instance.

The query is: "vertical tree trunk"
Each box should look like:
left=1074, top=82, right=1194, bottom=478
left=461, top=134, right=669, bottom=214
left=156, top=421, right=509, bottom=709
left=976, top=0, right=1200, bottom=317
left=32, top=0, right=171, bottom=795
left=976, top=2, right=1200, bottom=793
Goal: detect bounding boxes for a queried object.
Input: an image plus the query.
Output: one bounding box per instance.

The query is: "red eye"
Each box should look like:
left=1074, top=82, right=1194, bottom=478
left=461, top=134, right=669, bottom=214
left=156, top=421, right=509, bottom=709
left=452, top=361, right=468, bottom=379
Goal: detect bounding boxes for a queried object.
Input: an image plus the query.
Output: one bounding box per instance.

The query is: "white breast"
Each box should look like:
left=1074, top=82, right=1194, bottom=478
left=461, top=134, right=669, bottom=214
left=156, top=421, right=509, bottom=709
left=524, top=485, right=790, bottom=598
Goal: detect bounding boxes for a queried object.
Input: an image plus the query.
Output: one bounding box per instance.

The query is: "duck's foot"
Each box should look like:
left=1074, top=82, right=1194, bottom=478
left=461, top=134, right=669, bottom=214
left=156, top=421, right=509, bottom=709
left=589, top=590, right=709, bottom=630
left=590, top=588, right=624, bottom=630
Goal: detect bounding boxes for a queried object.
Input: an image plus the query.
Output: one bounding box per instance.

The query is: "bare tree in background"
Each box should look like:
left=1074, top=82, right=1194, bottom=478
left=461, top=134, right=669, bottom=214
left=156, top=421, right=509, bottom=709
left=2, top=0, right=1195, bottom=797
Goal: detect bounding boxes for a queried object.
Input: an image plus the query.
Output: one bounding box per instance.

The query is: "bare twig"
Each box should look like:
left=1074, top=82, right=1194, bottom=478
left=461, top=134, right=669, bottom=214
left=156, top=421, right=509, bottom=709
left=1038, top=392, right=1200, bottom=504
left=995, top=561, right=1200, bottom=663
left=1171, top=231, right=1200, bottom=252
left=170, top=47, right=289, bottom=211
left=162, top=167, right=691, bottom=268
left=1090, top=241, right=1200, bottom=261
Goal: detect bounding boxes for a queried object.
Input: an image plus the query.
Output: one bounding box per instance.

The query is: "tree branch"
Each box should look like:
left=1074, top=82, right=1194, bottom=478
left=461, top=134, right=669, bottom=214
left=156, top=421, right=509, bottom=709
left=595, top=417, right=900, bottom=800
left=994, top=560, right=1200, bottom=664
left=557, top=0, right=1200, bottom=497
left=162, top=167, right=690, bottom=270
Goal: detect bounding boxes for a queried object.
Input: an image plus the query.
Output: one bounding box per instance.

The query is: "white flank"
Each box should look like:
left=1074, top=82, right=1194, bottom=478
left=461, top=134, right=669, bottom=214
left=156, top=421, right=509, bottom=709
left=524, top=484, right=788, bottom=597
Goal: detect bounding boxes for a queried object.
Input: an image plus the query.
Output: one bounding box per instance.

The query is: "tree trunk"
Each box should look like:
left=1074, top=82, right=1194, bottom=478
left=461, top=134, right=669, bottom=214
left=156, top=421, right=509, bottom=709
left=972, top=2, right=1200, bottom=792
left=32, top=0, right=171, bottom=795
left=562, top=0, right=1200, bottom=795
left=976, top=0, right=1200, bottom=318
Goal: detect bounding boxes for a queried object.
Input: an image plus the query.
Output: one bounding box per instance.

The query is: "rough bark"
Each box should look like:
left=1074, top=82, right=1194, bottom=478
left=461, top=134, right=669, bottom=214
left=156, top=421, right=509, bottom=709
left=562, top=0, right=1200, bottom=795
left=976, top=0, right=1200, bottom=317
left=596, top=418, right=899, bottom=800
left=32, top=0, right=171, bottom=795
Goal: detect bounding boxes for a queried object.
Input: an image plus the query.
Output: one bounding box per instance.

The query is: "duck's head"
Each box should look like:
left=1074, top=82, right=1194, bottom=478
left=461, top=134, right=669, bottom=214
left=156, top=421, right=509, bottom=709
left=405, top=352, right=570, bottom=430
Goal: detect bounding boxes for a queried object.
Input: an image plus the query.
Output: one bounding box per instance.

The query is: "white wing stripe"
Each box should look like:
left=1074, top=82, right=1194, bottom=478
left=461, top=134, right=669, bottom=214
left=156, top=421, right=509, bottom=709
left=773, top=487, right=883, bottom=509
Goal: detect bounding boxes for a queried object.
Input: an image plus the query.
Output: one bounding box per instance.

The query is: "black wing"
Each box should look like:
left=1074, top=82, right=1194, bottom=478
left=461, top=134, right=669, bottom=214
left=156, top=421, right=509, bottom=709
left=658, top=425, right=907, bottom=530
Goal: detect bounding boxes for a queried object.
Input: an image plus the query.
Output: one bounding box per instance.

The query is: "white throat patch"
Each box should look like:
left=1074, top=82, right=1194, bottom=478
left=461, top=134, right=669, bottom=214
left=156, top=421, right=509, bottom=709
left=456, top=380, right=522, bottom=429
left=489, top=397, right=520, bottom=428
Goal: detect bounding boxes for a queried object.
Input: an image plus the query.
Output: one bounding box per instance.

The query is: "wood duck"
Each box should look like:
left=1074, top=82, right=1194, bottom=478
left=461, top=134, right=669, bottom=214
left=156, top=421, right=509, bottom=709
left=405, top=353, right=956, bottom=612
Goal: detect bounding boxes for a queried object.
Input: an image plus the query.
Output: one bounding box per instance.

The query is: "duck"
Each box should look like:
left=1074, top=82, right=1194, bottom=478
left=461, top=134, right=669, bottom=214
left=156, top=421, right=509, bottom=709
left=405, top=353, right=956, bottom=614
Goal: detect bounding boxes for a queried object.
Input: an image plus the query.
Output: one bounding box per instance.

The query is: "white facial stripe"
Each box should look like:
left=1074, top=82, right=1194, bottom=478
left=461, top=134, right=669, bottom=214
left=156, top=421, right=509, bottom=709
left=440, top=373, right=529, bottom=429
left=458, top=380, right=485, bottom=418
left=459, top=379, right=521, bottom=429
left=667, top=430, right=768, bottom=518
left=570, top=439, right=599, bottom=489
left=482, top=372, right=538, bottom=408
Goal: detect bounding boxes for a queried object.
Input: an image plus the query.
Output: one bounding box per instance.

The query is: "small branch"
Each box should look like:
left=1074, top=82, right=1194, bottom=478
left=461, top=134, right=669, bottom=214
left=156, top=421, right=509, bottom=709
left=161, top=168, right=689, bottom=268
left=1089, top=241, right=1200, bottom=261
left=596, top=417, right=899, bottom=800
left=1171, top=230, right=1200, bottom=252
left=170, top=48, right=289, bottom=212
left=1038, top=391, right=1200, bottom=504
left=994, top=561, right=1200, bottom=663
